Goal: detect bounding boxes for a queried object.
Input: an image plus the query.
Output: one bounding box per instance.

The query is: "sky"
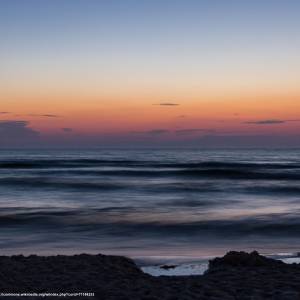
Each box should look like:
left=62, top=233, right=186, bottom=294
left=0, top=0, right=300, bottom=147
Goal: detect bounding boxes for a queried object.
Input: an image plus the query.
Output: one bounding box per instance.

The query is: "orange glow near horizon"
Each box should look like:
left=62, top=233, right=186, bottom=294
left=1, top=89, right=300, bottom=137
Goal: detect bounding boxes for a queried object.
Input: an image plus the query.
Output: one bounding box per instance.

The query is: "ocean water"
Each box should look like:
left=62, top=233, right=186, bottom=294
left=1, top=148, right=300, bottom=264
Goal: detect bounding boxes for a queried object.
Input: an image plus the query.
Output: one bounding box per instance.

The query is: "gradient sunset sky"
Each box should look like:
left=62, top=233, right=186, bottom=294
left=1, top=0, right=300, bottom=147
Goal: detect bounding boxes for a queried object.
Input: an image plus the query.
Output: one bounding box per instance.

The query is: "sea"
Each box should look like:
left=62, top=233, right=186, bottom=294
left=1, top=148, right=300, bottom=275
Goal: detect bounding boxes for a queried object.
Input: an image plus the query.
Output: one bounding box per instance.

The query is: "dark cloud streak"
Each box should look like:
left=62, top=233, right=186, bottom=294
left=153, top=103, right=180, bottom=106
left=244, top=119, right=300, bottom=125
left=131, top=129, right=169, bottom=136
left=0, top=120, right=40, bottom=145
left=29, top=114, right=60, bottom=118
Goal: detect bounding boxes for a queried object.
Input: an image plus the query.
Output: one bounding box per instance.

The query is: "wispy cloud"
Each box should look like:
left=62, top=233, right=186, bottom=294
left=146, top=129, right=169, bottom=135
left=29, top=114, right=60, bottom=118
left=42, top=114, right=60, bottom=118
left=0, top=112, right=10, bottom=114
left=153, top=103, right=180, bottom=106
left=244, top=119, right=300, bottom=125
left=130, top=129, right=170, bottom=136
left=131, top=128, right=215, bottom=136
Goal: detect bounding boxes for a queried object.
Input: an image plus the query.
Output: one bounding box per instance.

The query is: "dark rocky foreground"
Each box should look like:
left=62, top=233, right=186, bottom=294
left=1, top=251, right=300, bottom=299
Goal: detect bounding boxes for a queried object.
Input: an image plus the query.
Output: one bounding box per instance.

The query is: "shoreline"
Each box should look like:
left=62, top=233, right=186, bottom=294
left=1, top=251, right=300, bottom=299
left=139, top=252, right=300, bottom=276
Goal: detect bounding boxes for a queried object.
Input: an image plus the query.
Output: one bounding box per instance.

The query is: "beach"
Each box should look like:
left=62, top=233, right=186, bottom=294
left=1, top=251, right=300, bottom=299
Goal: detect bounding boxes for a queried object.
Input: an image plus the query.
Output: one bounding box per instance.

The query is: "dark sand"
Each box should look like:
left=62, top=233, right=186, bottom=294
left=1, top=251, right=300, bottom=299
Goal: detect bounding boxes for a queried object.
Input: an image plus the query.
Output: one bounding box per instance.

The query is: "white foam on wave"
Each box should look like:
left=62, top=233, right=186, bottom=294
left=142, top=262, right=208, bottom=276
left=141, top=252, right=300, bottom=277
left=281, top=257, right=300, bottom=264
